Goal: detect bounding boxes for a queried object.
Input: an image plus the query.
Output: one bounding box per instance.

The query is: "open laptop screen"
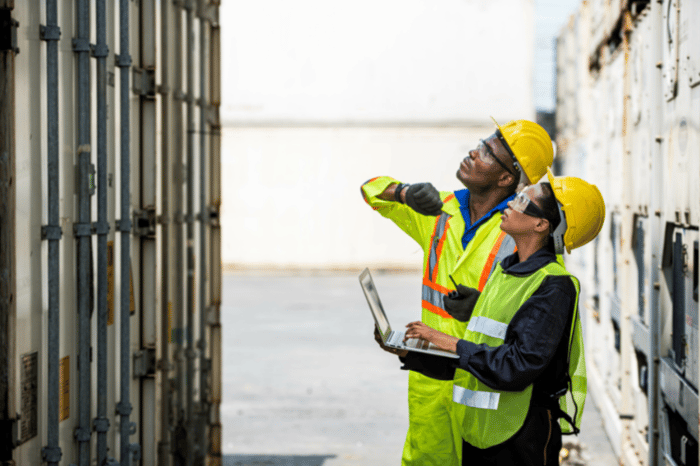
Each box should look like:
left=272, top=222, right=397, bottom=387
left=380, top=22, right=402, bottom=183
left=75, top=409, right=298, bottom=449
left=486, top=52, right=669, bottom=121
left=359, top=269, right=391, bottom=338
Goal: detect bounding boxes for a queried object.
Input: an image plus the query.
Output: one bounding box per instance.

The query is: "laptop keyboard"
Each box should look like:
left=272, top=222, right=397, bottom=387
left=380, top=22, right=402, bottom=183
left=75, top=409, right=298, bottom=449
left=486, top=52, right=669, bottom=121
left=388, top=332, right=433, bottom=351
left=404, top=338, right=431, bottom=350
left=388, top=331, right=458, bottom=359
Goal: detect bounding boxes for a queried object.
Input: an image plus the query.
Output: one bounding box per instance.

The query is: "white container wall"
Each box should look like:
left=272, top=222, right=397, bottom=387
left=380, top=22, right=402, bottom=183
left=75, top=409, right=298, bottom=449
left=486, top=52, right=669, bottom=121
left=220, top=0, right=535, bottom=126
left=556, top=1, right=700, bottom=465
left=1, top=1, right=222, bottom=465
left=219, top=0, right=537, bottom=270
left=220, top=124, right=496, bottom=270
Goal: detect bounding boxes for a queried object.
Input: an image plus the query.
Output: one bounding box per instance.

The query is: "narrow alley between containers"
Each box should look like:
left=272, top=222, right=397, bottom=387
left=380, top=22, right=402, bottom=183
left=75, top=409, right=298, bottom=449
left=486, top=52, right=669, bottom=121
left=221, top=271, right=618, bottom=465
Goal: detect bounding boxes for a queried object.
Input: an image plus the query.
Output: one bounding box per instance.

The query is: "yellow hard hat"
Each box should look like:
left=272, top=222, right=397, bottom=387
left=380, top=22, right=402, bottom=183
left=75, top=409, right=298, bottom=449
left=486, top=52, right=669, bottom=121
left=546, top=167, right=606, bottom=253
left=492, top=118, right=554, bottom=184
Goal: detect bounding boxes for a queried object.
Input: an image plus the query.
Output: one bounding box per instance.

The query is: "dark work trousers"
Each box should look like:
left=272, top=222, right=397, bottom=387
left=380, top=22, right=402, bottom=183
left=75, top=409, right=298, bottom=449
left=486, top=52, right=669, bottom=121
left=461, top=406, right=562, bottom=466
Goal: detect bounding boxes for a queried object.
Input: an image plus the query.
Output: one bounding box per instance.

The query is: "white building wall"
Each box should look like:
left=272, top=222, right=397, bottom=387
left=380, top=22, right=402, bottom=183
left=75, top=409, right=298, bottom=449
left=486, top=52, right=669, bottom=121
left=220, top=0, right=536, bottom=269
left=221, top=125, right=494, bottom=270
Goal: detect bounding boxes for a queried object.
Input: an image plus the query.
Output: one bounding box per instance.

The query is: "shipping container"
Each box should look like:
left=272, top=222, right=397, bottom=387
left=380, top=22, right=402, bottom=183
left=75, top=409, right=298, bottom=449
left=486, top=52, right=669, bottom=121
left=556, top=0, right=700, bottom=465
left=0, top=0, right=222, bottom=465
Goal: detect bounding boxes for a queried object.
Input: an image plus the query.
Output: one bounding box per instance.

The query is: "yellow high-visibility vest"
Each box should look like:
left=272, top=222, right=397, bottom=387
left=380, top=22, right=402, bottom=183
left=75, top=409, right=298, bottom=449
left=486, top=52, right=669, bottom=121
left=361, top=176, right=517, bottom=466
left=361, top=176, right=515, bottom=337
left=452, top=261, right=586, bottom=449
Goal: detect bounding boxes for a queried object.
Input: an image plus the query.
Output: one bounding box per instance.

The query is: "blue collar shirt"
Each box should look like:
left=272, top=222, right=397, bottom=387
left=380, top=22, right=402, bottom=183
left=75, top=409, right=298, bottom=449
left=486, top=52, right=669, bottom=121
left=454, top=189, right=515, bottom=249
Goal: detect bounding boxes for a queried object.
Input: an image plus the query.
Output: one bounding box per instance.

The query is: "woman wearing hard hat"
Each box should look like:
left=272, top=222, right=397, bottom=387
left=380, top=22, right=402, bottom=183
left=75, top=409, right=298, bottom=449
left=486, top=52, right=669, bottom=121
left=399, top=169, right=605, bottom=465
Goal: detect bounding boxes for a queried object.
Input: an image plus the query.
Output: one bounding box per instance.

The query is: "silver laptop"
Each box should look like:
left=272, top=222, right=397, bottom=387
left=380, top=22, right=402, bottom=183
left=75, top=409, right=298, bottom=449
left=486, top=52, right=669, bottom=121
left=359, top=268, right=459, bottom=359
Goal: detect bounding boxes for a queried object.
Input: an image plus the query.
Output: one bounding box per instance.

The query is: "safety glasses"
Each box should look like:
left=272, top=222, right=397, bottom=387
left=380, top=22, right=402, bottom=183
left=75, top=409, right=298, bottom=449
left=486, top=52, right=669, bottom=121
left=476, top=139, right=517, bottom=177
left=510, top=191, right=548, bottom=219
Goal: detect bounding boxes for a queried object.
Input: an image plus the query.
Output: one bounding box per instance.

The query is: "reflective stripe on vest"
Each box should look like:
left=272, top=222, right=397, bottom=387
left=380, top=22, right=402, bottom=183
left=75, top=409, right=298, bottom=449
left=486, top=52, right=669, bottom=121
left=422, top=213, right=512, bottom=319
left=452, top=262, right=585, bottom=449
left=467, top=316, right=508, bottom=340
left=453, top=386, right=500, bottom=410
left=477, top=232, right=515, bottom=291
left=422, top=285, right=447, bottom=312
left=421, top=210, right=453, bottom=318
left=426, top=212, right=451, bottom=282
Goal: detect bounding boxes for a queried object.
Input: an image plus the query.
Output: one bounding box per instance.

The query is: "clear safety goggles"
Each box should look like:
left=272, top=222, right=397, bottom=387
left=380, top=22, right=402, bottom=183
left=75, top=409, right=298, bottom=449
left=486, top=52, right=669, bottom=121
left=476, top=140, right=529, bottom=188
left=510, top=190, right=548, bottom=219
left=475, top=139, right=518, bottom=177
left=510, top=189, right=567, bottom=253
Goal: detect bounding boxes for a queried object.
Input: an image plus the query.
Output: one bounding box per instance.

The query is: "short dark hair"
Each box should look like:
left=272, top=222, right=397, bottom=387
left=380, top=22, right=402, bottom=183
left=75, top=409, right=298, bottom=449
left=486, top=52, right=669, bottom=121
left=537, top=182, right=561, bottom=233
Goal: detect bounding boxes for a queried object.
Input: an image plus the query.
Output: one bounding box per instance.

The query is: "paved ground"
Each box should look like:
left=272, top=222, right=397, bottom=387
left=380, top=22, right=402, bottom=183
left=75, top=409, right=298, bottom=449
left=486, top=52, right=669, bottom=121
left=222, top=271, right=618, bottom=465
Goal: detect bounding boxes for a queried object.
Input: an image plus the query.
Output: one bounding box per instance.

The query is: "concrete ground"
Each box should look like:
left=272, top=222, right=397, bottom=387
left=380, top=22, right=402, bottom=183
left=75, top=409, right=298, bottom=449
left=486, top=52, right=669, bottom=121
left=222, top=271, right=618, bottom=465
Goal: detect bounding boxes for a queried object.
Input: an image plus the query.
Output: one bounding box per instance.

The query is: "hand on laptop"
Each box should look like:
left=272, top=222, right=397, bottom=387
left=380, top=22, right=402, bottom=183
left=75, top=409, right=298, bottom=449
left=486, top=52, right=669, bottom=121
left=374, top=327, right=408, bottom=357
left=404, top=321, right=459, bottom=353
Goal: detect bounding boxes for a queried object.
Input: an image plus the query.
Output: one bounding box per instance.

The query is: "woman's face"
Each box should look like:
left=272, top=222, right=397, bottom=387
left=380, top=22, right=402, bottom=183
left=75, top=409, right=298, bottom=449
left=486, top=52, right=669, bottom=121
left=500, top=184, right=548, bottom=235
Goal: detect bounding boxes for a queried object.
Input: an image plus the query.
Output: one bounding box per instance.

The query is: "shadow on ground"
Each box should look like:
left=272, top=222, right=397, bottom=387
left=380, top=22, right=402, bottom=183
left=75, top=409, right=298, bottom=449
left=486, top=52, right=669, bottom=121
left=223, top=455, right=337, bottom=466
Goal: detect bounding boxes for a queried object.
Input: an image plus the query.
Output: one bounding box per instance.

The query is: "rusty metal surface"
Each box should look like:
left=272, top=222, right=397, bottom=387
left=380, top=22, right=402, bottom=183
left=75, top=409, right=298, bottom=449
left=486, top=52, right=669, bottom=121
left=0, top=27, right=16, bottom=462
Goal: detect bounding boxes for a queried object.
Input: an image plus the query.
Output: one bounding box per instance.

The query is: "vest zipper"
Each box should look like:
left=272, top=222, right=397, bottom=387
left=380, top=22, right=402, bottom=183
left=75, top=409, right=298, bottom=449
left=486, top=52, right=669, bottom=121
left=544, top=409, right=553, bottom=465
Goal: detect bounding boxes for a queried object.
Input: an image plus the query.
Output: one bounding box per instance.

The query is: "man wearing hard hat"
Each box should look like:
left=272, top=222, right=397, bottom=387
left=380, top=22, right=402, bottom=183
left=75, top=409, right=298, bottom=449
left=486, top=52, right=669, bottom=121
left=400, top=170, right=605, bottom=465
left=362, top=119, right=555, bottom=466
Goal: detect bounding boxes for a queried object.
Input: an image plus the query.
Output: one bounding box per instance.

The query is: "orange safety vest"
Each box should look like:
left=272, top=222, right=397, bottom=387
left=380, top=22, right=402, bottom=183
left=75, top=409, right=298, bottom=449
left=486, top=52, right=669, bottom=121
left=420, top=206, right=515, bottom=337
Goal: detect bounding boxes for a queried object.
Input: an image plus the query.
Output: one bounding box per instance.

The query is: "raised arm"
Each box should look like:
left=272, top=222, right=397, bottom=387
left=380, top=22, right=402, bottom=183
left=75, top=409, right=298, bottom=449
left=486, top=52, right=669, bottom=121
left=375, top=183, right=406, bottom=202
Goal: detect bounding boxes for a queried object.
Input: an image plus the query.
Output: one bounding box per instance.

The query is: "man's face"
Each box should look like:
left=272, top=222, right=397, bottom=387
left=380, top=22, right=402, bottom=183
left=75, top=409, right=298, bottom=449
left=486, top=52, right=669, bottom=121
left=456, top=133, right=515, bottom=189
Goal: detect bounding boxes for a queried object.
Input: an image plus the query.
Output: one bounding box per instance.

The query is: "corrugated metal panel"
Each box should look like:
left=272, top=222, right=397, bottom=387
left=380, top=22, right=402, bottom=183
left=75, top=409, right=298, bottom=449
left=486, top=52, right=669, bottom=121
left=557, top=0, right=700, bottom=464
left=4, top=0, right=221, bottom=464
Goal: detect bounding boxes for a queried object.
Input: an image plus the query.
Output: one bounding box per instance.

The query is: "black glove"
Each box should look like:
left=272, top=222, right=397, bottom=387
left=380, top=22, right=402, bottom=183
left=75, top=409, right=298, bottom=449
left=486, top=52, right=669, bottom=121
left=443, top=284, right=480, bottom=322
left=404, top=183, right=443, bottom=216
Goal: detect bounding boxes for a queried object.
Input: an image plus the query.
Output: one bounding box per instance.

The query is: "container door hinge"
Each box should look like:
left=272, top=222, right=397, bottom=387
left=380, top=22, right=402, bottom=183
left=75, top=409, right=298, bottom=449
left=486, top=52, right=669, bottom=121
left=116, top=218, right=132, bottom=233
left=208, top=206, right=220, bottom=227
left=0, top=416, right=18, bottom=450
left=41, top=225, right=63, bottom=241
left=201, top=357, right=212, bottom=373
left=130, top=443, right=142, bottom=462
left=133, top=207, right=156, bottom=238
left=203, top=103, right=217, bottom=126
left=0, top=10, right=19, bottom=54
left=39, top=25, right=61, bottom=43
left=41, top=445, right=63, bottom=463
left=132, top=66, right=156, bottom=98
left=200, top=3, right=219, bottom=25
left=156, top=359, right=174, bottom=372
left=74, top=427, right=90, bottom=443
left=133, top=348, right=156, bottom=378
left=93, top=417, right=109, bottom=433
left=115, top=401, right=132, bottom=416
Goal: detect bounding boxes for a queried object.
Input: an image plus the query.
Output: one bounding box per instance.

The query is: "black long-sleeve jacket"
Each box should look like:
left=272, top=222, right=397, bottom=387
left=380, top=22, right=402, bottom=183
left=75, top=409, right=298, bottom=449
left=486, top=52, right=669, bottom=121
left=400, top=247, right=578, bottom=403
